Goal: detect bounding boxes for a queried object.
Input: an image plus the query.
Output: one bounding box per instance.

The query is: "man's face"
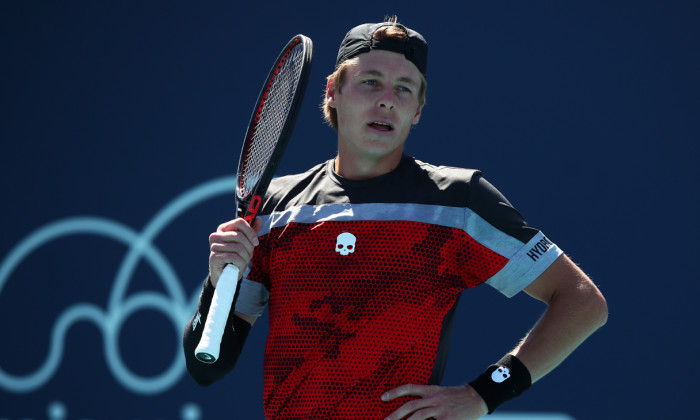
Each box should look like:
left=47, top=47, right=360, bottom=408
left=327, top=49, right=424, bottom=164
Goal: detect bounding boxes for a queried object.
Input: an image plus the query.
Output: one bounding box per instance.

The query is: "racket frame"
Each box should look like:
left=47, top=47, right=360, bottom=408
left=236, top=34, right=313, bottom=225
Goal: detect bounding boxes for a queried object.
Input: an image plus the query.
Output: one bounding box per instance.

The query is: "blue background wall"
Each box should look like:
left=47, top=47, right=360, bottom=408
left=2, top=1, right=698, bottom=419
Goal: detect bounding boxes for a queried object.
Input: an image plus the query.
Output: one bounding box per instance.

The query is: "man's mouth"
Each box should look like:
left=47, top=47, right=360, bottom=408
left=368, top=121, right=393, bottom=132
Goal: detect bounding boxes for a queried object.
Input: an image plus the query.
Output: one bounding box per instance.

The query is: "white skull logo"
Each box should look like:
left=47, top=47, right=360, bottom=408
left=491, top=366, right=511, bottom=383
left=335, top=232, right=356, bottom=256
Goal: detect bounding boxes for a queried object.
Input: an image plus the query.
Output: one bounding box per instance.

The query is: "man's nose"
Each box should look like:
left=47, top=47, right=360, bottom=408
left=378, top=88, right=395, bottom=110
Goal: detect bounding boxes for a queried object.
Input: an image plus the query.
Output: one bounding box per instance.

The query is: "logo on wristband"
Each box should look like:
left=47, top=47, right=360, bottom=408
left=491, top=366, right=511, bottom=383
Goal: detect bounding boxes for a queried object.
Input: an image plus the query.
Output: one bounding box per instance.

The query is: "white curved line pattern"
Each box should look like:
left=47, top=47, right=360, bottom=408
left=0, top=176, right=236, bottom=394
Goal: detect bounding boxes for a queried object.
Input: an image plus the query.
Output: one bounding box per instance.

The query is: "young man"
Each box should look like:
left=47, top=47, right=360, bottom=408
left=183, top=18, right=608, bottom=419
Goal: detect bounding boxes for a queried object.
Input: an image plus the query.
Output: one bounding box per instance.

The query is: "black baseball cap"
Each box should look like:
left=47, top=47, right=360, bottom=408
left=335, top=21, right=428, bottom=76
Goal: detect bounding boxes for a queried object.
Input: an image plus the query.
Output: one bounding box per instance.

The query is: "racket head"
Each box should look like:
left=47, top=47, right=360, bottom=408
left=235, top=34, right=313, bottom=221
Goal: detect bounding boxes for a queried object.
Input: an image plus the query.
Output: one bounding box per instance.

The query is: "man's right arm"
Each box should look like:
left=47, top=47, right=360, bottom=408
left=182, top=278, right=254, bottom=386
left=182, top=218, right=261, bottom=386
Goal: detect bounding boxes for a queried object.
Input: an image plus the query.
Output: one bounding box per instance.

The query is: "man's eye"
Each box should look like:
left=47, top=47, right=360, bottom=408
left=363, top=79, right=378, bottom=86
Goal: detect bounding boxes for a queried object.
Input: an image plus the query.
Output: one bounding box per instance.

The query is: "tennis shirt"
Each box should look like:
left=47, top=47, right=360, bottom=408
left=232, top=154, right=562, bottom=419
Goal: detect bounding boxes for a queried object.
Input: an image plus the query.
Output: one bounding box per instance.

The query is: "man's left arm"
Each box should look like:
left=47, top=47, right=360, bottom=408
left=383, top=254, right=608, bottom=419
left=513, top=253, right=608, bottom=382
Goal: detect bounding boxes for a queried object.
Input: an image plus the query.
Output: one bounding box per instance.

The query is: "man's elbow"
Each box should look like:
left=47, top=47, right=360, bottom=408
left=584, top=283, right=609, bottom=330
left=185, top=360, right=225, bottom=387
left=192, top=376, right=217, bottom=388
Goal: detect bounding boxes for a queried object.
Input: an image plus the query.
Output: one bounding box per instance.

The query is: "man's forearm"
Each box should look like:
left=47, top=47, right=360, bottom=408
left=514, top=262, right=608, bottom=382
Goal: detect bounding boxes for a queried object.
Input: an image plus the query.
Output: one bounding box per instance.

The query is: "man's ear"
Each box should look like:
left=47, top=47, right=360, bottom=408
left=412, top=103, right=425, bottom=125
left=326, top=79, right=336, bottom=109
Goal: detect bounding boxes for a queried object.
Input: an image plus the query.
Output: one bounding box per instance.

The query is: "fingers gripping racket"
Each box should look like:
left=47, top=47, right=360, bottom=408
left=194, top=35, right=312, bottom=363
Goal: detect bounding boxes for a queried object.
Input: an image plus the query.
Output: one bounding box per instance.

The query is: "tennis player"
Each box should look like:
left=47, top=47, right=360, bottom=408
left=183, top=17, right=608, bottom=419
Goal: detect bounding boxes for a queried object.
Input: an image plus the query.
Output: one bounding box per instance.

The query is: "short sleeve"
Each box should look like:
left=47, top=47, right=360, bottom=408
left=467, top=174, right=563, bottom=297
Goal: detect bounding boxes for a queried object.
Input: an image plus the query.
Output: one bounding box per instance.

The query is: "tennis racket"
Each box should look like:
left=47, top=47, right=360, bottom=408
left=194, top=34, right=313, bottom=363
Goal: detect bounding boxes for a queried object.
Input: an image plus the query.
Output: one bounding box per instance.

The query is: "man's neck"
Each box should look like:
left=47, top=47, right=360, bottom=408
left=333, top=152, right=403, bottom=180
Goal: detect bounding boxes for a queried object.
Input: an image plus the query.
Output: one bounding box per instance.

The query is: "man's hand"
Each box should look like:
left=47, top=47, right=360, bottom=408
left=382, top=383, right=488, bottom=420
left=208, top=217, right=262, bottom=287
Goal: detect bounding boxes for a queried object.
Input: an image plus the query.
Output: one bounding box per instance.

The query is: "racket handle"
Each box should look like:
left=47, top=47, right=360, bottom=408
left=194, top=264, right=240, bottom=363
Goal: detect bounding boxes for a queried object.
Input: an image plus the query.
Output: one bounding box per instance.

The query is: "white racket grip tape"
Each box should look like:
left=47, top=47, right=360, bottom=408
left=194, top=264, right=240, bottom=363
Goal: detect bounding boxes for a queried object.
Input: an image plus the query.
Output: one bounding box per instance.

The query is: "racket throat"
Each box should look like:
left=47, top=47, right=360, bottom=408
left=242, top=194, right=262, bottom=224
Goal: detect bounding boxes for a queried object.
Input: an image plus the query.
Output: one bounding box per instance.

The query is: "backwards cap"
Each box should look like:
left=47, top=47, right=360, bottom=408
left=335, top=21, right=428, bottom=76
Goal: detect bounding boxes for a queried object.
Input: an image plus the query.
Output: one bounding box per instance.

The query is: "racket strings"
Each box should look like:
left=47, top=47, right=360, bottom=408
left=239, top=43, right=306, bottom=196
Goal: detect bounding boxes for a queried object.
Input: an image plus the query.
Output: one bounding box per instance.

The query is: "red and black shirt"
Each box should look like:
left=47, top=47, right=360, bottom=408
left=217, top=155, right=561, bottom=418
